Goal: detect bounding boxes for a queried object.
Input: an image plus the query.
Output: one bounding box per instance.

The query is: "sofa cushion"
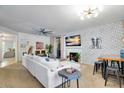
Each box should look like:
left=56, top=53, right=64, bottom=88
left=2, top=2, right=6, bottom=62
left=33, top=55, right=47, bottom=62
left=25, top=54, right=34, bottom=60
left=42, top=59, right=59, bottom=70
left=33, top=55, right=59, bottom=70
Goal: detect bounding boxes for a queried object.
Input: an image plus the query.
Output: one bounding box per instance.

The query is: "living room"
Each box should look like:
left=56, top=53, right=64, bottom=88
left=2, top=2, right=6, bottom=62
left=1, top=1, right=124, bottom=90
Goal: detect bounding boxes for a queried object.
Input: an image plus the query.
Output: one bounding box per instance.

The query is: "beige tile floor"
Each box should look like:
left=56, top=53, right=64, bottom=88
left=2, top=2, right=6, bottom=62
left=70, top=64, right=124, bottom=88
left=0, top=62, right=123, bottom=88
left=0, top=63, right=43, bottom=88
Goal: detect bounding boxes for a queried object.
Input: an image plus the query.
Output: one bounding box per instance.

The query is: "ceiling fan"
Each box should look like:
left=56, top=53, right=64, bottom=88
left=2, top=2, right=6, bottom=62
left=33, top=27, right=53, bottom=36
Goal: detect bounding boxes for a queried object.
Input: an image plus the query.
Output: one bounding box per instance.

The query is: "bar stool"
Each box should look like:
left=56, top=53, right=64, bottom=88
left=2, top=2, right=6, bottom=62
left=93, top=61, right=103, bottom=77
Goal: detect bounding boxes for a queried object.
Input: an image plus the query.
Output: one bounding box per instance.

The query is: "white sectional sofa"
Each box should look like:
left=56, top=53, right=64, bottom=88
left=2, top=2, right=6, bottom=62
left=22, top=54, right=80, bottom=88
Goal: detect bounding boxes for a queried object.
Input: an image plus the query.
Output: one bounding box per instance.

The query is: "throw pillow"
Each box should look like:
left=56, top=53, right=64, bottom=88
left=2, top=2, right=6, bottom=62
left=45, top=58, right=49, bottom=62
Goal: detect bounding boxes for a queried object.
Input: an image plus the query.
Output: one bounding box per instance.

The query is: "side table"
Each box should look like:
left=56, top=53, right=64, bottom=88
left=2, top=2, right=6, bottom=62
left=58, top=68, right=81, bottom=88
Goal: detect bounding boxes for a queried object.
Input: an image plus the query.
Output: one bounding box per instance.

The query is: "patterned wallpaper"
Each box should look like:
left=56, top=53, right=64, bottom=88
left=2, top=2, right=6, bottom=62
left=64, top=21, right=124, bottom=64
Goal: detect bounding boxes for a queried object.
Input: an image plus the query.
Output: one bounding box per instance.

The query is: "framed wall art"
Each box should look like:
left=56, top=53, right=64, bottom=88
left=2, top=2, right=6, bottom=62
left=36, top=42, right=44, bottom=50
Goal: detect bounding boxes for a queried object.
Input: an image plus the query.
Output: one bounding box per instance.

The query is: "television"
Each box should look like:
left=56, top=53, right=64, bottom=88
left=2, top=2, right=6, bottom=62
left=65, top=35, right=81, bottom=46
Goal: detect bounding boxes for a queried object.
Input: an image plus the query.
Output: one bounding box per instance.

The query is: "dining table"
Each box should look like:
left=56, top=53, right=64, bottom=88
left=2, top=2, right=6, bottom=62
left=97, top=54, right=124, bottom=78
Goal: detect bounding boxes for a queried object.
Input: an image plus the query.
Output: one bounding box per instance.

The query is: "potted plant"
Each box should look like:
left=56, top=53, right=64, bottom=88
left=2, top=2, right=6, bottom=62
left=45, top=44, right=53, bottom=57
left=75, top=53, right=80, bottom=62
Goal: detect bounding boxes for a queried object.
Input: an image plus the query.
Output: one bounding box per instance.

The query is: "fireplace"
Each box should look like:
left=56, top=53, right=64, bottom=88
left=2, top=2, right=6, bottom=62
left=69, top=52, right=79, bottom=62
left=66, top=47, right=82, bottom=63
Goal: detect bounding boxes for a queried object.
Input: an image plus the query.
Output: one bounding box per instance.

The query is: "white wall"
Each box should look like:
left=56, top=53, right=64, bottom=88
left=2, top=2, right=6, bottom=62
left=18, top=32, right=50, bottom=62
left=63, top=21, right=124, bottom=64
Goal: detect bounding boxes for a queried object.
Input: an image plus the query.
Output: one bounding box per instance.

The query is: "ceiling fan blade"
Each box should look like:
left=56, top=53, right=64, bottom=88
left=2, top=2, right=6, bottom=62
left=40, top=28, right=45, bottom=32
left=32, top=28, right=41, bottom=34
left=46, top=31, right=52, bottom=32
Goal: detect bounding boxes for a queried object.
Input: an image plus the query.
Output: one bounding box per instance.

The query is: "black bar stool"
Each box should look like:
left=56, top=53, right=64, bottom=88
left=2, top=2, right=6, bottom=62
left=104, top=66, right=121, bottom=88
left=93, top=61, right=103, bottom=77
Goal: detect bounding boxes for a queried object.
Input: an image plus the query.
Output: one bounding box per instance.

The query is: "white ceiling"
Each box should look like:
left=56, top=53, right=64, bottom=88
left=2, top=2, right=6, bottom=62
left=0, top=5, right=124, bottom=35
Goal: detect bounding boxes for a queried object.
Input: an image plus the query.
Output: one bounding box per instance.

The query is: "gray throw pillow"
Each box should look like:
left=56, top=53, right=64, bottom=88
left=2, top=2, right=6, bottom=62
left=45, top=58, right=49, bottom=62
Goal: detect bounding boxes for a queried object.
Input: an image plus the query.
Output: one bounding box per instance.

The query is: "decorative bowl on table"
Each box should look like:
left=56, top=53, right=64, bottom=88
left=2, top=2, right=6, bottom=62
left=65, top=68, right=76, bottom=74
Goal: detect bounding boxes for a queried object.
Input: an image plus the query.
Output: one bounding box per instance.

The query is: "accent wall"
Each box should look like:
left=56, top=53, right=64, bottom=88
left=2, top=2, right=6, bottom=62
left=63, top=21, right=124, bottom=64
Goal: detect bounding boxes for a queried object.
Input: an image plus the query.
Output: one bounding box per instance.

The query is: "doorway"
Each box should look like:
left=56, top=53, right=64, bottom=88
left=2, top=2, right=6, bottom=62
left=0, top=33, right=17, bottom=67
left=56, top=37, right=61, bottom=58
